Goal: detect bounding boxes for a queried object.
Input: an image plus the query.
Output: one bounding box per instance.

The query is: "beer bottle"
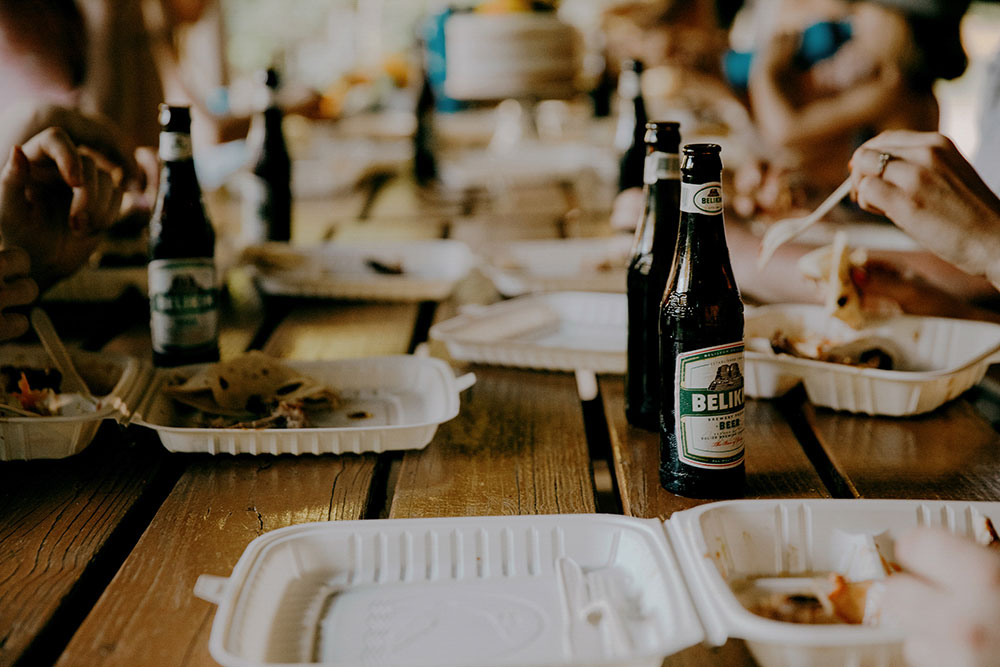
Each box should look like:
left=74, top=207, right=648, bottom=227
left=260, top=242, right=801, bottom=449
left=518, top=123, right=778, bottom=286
left=626, top=121, right=681, bottom=430
left=243, top=67, right=292, bottom=243
left=413, top=55, right=438, bottom=187
left=149, top=105, right=220, bottom=367
left=659, top=143, right=745, bottom=498
left=615, top=59, right=648, bottom=192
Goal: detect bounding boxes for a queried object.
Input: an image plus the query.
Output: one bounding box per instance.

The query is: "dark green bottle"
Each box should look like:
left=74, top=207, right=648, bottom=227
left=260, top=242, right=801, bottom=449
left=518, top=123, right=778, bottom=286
left=659, top=143, right=745, bottom=498
left=626, top=121, right=681, bottom=430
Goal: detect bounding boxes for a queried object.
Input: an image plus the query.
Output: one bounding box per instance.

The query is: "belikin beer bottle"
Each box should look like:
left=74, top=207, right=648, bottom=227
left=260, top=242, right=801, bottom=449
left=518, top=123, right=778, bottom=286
left=626, top=121, right=681, bottom=430
left=659, top=143, right=745, bottom=498
left=243, top=67, right=292, bottom=243
left=615, top=59, right=648, bottom=192
left=148, top=105, right=220, bottom=367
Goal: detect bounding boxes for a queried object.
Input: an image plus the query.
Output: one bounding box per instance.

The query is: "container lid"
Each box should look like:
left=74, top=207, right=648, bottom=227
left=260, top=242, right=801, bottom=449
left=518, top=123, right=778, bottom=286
left=195, top=514, right=706, bottom=666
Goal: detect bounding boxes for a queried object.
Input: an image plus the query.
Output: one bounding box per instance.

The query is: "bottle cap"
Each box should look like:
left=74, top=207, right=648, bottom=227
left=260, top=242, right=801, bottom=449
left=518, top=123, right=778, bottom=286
left=260, top=67, right=280, bottom=89
left=622, top=59, right=644, bottom=74
left=683, top=143, right=721, bottom=155
left=644, top=121, right=681, bottom=150
left=159, top=104, right=191, bottom=132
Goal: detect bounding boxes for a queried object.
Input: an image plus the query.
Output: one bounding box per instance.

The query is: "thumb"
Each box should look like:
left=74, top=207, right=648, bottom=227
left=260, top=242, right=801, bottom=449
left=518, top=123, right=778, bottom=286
left=0, top=146, right=30, bottom=223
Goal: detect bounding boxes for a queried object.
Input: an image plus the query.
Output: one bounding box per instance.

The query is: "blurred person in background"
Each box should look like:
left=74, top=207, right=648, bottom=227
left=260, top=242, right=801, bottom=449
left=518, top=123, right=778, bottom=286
left=734, top=0, right=970, bottom=218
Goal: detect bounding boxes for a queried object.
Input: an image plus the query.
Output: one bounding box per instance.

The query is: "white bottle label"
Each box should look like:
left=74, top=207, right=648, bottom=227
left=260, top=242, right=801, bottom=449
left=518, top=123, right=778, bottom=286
left=643, top=152, right=681, bottom=185
left=159, top=132, right=193, bottom=161
left=149, top=259, right=218, bottom=354
left=673, top=341, right=745, bottom=469
left=680, top=181, right=724, bottom=215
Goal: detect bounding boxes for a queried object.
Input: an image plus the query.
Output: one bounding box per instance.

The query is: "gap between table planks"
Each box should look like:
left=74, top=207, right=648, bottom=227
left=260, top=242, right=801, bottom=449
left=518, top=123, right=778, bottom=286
left=598, top=376, right=831, bottom=667
left=51, top=191, right=446, bottom=665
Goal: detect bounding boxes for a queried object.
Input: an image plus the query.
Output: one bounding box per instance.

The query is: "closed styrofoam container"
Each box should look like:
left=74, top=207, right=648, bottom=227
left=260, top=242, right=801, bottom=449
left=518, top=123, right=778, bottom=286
left=195, top=500, right=1000, bottom=667
left=0, top=344, right=140, bottom=460
left=745, top=304, right=1000, bottom=415
left=130, top=356, right=474, bottom=455
left=249, top=240, right=475, bottom=302
left=483, top=237, right=631, bottom=297
left=430, top=292, right=627, bottom=373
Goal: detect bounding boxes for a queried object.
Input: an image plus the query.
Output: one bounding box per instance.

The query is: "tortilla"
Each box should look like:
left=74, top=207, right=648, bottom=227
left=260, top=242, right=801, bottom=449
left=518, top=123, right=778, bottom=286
left=798, top=232, right=867, bottom=328
left=164, top=351, right=339, bottom=418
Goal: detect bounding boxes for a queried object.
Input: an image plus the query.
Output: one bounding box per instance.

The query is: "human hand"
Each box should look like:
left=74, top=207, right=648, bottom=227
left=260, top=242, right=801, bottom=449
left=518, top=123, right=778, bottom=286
left=0, top=247, right=38, bottom=341
left=883, top=528, right=1000, bottom=667
left=0, top=102, right=141, bottom=189
left=850, top=131, right=1000, bottom=281
left=0, top=128, right=124, bottom=290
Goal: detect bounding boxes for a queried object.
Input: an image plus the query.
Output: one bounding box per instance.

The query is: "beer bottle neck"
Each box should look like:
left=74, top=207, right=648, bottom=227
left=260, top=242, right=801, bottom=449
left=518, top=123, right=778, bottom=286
left=633, top=150, right=680, bottom=256
left=669, top=175, right=739, bottom=295
left=159, top=131, right=193, bottom=162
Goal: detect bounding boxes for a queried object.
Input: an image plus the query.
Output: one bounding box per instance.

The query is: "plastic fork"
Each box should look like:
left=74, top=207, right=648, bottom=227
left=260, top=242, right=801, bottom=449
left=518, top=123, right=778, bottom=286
left=757, top=178, right=853, bottom=268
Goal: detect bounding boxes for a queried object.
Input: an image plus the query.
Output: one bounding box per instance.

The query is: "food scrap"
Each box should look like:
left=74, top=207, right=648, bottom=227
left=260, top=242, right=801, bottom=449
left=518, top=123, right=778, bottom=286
left=770, top=332, right=896, bottom=369
left=0, top=366, right=96, bottom=417
left=364, top=258, right=404, bottom=275
left=798, top=232, right=867, bottom=328
left=164, top=351, right=339, bottom=429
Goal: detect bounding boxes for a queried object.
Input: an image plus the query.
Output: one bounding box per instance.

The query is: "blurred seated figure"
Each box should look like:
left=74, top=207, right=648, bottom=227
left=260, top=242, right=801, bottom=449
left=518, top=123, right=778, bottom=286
left=735, top=0, right=970, bottom=218
left=0, top=105, right=137, bottom=340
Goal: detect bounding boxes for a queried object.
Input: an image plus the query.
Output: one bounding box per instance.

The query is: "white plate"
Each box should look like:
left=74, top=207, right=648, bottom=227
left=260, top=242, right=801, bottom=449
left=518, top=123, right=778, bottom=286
left=249, top=240, right=475, bottom=302
left=0, top=344, right=139, bottom=460
left=430, top=292, right=627, bottom=373
left=483, top=237, right=632, bottom=297
left=130, top=356, right=474, bottom=455
left=745, top=304, right=1000, bottom=415
left=195, top=499, right=1000, bottom=667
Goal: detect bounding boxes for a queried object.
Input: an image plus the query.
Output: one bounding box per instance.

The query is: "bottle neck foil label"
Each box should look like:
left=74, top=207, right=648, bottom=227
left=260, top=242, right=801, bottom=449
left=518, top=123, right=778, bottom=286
left=159, top=132, right=193, bottom=161
left=644, top=152, right=681, bottom=185
left=673, top=341, right=745, bottom=469
left=680, top=181, right=724, bottom=215
left=149, top=258, right=218, bottom=354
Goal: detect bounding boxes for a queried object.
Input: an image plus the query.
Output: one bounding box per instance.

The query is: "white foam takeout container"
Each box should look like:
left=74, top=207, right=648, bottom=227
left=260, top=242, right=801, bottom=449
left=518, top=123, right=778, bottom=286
left=246, top=240, right=475, bottom=302
left=745, top=304, right=1000, bottom=416
left=0, top=344, right=140, bottom=460
left=1, top=351, right=472, bottom=459
left=128, top=355, right=475, bottom=455
left=482, top=237, right=632, bottom=297
left=430, top=292, right=627, bottom=373
left=194, top=499, right=1000, bottom=667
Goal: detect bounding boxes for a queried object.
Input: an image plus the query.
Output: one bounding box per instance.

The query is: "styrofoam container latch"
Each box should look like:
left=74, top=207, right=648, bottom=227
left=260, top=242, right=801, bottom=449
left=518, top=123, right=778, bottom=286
left=194, top=574, right=230, bottom=605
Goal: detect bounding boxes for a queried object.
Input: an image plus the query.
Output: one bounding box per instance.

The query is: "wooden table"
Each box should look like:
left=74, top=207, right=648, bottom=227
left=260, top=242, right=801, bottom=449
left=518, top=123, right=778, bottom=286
left=3, top=173, right=1000, bottom=667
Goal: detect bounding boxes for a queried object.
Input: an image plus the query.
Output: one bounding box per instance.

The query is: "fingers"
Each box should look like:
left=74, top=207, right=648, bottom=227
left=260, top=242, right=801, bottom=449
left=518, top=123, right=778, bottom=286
left=20, top=127, right=83, bottom=187
left=0, top=247, right=38, bottom=341
left=69, top=155, right=121, bottom=237
left=0, top=146, right=30, bottom=223
left=896, top=528, right=1000, bottom=592
left=34, top=106, right=140, bottom=187
left=857, top=130, right=952, bottom=152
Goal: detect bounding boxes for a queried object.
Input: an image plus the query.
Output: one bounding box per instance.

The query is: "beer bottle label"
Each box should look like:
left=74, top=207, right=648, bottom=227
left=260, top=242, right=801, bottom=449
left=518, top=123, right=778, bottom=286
left=643, top=152, right=681, bottom=185
left=680, top=181, right=724, bottom=215
left=149, top=259, right=219, bottom=354
left=673, top=341, right=745, bottom=469
left=159, top=132, right=193, bottom=161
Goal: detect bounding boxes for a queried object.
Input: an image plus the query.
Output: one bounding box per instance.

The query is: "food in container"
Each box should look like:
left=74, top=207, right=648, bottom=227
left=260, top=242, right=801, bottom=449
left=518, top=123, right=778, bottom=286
left=0, top=345, right=139, bottom=460
left=194, top=499, right=1000, bottom=667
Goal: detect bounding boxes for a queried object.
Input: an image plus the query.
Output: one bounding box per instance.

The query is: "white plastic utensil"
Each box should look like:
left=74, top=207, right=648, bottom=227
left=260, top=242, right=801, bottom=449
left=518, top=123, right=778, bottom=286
left=30, top=307, right=93, bottom=399
left=757, top=178, right=853, bottom=268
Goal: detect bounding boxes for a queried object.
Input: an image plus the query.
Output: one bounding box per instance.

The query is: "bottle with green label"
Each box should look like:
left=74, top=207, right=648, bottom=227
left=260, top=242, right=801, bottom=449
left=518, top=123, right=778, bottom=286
left=148, top=104, right=220, bottom=367
left=659, top=143, right=745, bottom=498
left=626, top=121, right=681, bottom=430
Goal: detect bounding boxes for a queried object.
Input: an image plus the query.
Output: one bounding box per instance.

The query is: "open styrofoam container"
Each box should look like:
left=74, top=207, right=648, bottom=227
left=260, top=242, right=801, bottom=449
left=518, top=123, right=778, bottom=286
left=430, top=292, right=627, bottom=373
left=745, top=304, right=1000, bottom=415
left=248, top=240, right=475, bottom=302
left=194, top=499, right=1000, bottom=667
left=129, top=355, right=475, bottom=455
left=482, top=237, right=631, bottom=297
left=0, top=344, right=140, bottom=460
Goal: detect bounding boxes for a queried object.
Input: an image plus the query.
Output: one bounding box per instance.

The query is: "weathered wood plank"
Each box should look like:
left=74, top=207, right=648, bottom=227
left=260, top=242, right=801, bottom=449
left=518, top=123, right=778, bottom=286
left=804, top=397, right=1000, bottom=500
left=391, top=366, right=596, bottom=518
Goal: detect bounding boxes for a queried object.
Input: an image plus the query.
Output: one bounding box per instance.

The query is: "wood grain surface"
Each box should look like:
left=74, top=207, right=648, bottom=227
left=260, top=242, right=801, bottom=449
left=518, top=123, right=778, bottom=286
left=804, top=398, right=1000, bottom=499
left=391, top=366, right=596, bottom=518
left=0, top=433, right=174, bottom=667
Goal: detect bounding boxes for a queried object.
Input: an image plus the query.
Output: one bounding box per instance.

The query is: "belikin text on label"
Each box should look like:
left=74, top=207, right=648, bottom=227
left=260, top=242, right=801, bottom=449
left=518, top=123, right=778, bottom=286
left=680, top=181, right=724, bottom=215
